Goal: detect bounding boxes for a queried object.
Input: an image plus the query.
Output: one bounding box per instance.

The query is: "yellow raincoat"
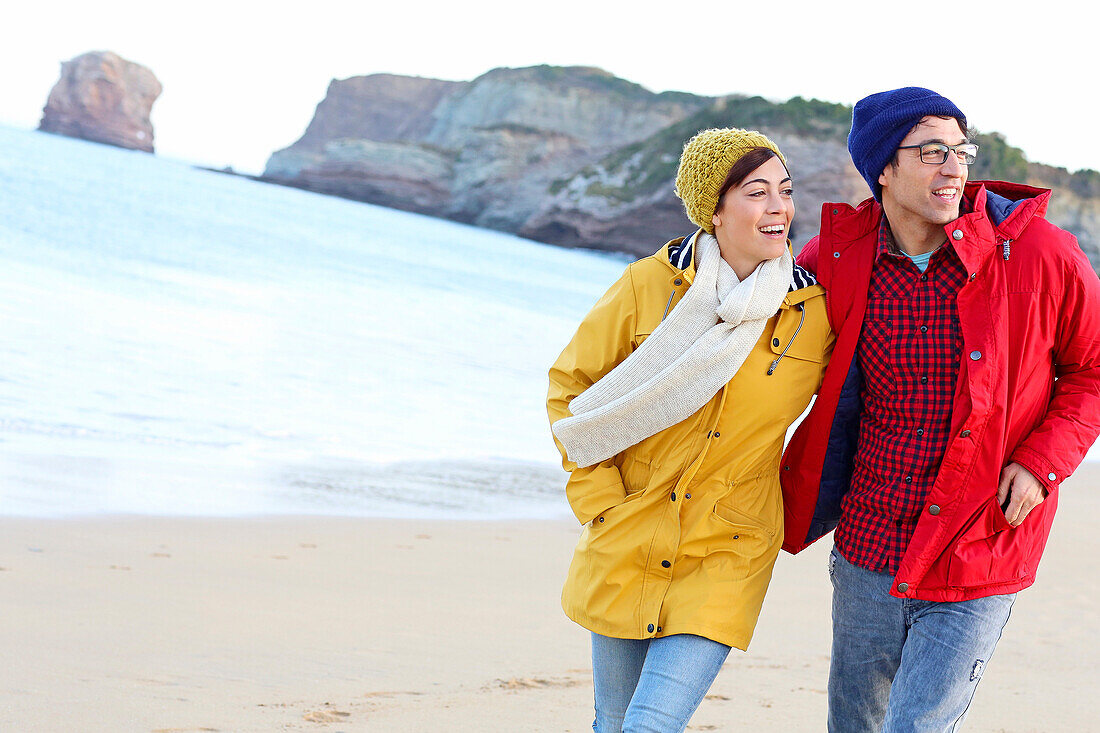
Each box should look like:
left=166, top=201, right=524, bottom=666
left=547, top=235, right=834, bottom=650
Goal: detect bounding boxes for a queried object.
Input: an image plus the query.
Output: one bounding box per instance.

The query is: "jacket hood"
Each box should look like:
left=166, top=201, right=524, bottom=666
left=820, top=180, right=1053, bottom=249
left=965, top=180, right=1051, bottom=241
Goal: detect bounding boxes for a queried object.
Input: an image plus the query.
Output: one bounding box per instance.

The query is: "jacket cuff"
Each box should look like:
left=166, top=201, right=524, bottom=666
left=567, top=471, right=627, bottom=525
left=1009, top=446, right=1061, bottom=495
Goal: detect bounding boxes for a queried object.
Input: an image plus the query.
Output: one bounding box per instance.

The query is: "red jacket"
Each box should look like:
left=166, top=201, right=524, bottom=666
left=782, top=180, right=1100, bottom=601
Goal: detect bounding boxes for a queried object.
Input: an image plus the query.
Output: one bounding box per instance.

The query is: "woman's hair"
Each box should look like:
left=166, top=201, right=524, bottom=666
left=714, top=146, right=789, bottom=211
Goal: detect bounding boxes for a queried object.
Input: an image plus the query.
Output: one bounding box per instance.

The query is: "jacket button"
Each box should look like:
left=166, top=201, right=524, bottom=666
left=674, top=278, right=682, bottom=286
left=671, top=492, right=677, bottom=502
left=969, top=350, right=982, bottom=361
left=960, top=429, right=971, bottom=437
left=713, top=431, right=720, bottom=438
left=928, top=504, right=941, bottom=516
left=685, top=493, right=692, bottom=499
left=916, top=428, right=924, bottom=436
left=598, top=516, right=605, bottom=523
left=833, top=252, right=841, bottom=258
left=920, top=376, right=928, bottom=384
left=1048, top=472, right=1057, bottom=481
left=648, top=624, right=655, bottom=633
left=897, top=582, right=909, bottom=593
left=772, top=338, right=780, bottom=347
left=904, top=475, right=913, bottom=483
left=657, top=626, right=662, bottom=632
left=920, top=325, right=928, bottom=334
left=661, top=560, right=671, bottom=568
left=952, top=230, right=964, bottom=240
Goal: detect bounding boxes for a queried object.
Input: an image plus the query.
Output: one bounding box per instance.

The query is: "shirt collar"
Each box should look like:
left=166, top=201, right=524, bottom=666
left=877, top=195, right=973, bottom=264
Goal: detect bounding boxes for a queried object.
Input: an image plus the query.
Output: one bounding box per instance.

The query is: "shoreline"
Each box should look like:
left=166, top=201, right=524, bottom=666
left=1, top=468, right=1096, bottom=731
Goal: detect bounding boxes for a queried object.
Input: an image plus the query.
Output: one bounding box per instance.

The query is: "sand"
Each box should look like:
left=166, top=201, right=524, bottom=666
left=1, top=466, right=1096, bottom=732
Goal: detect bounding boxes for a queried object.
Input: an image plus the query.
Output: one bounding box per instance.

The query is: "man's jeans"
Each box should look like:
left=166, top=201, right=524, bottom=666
left=828, top=545, right=1015, bottom=733
left=591, top=632, right=730, bottom=733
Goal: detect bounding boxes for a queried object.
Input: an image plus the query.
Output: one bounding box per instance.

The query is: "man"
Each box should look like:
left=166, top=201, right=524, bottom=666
left=781, top=87, right=1100, bottom=732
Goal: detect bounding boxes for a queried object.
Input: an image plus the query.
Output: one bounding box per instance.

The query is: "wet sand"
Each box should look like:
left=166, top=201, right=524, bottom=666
left=1, top=466, right=1096, bottom=731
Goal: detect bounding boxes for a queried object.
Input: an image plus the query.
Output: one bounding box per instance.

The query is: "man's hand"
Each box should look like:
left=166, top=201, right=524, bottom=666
left=997, top=463, right=1047, bottom=527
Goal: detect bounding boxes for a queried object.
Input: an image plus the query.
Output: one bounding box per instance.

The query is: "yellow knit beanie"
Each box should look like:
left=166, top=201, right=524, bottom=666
left=675, top=128, right=786, bottom=234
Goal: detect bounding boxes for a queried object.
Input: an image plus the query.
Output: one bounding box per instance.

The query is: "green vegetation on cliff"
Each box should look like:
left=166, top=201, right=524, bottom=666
left=969, top=131, right=1029, bottom=182
left=571, top=94, right=1093, bottom=205
left=573, top=95, right=851, bottom=202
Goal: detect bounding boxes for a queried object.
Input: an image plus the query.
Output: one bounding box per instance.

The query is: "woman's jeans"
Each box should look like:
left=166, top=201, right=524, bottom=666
left=828, top=545, right=1015, bottom=733
left=591, top=632, right=730, bottom=733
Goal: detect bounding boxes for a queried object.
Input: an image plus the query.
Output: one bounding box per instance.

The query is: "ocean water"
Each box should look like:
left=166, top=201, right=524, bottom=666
left=1, top=126, right=1095, bottom=518
left=0, top=126, right=628, bottom=517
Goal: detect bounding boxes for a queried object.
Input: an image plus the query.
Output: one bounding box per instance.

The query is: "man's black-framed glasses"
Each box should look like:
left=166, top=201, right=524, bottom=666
left=896, top=142, right=979, bottom=165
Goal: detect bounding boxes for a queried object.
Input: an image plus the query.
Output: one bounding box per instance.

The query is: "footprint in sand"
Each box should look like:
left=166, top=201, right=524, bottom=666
left=303, top=710, right=351, bottom=723
left=496, top=677, right=582, bottom=690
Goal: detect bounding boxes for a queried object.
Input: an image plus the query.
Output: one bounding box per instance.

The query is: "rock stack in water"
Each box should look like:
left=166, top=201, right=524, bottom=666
left=39, top=51, right=162, bottom=152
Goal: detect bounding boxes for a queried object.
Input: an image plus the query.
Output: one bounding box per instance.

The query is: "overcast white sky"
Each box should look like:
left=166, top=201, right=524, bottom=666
left=5, top=1, right=1094, bottom=177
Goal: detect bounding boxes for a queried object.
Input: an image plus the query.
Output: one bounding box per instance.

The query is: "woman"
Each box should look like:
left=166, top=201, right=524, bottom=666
left=546, top=128, right=834, bottom=732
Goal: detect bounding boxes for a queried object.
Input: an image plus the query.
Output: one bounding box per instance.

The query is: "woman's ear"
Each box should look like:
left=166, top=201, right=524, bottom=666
left=712, top=214, right=721, bottom=229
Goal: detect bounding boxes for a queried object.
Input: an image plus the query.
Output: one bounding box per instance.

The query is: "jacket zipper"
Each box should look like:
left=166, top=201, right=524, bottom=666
left=661, top=289, right=676, bottom=321
left=768, top=302, right=806, bottom=375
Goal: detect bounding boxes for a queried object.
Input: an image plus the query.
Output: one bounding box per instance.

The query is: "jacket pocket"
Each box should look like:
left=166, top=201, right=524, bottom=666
left=712, top=500, right=777, bottom=539
left=703, top=499, right=778, bottom=580
left=768, top=309, right=825, bottom=364
left=946, top=497, right=1026, bottom=588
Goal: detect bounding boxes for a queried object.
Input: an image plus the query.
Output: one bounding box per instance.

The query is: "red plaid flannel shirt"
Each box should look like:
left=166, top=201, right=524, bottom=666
left=834, top=215, right=969, bottom=573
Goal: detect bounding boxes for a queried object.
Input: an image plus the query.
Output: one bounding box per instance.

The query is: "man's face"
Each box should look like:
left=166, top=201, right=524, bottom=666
left=878, top=116, right=969, bottom=226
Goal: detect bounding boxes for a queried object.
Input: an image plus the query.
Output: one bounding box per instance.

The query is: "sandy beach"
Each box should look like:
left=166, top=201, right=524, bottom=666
left=2, top=467, right=1096, bottom=732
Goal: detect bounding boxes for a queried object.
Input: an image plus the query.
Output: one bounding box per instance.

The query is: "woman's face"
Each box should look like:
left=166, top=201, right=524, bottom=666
left=711, top=155, right=794, bottom=279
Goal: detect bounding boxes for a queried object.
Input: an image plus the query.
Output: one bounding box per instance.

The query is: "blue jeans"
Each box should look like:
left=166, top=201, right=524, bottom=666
left=591, top=632, right=730, bottom=733
left=828, top=545, right=1015, bottom=733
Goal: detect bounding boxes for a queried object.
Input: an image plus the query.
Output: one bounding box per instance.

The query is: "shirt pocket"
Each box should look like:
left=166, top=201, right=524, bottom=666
left=858, top=314, right=904, bottom=389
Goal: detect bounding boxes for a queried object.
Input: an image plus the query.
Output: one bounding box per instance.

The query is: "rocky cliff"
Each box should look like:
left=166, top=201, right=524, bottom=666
left=264, top=66, right=708, bottom=230
left=264, top=66, right=1100, bottom=273
left=39, top=51, right=162, bottom=153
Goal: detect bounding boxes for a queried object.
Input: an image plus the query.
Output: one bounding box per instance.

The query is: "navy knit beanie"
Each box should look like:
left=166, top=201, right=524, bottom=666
left=847, top=87, right=966, bottom=201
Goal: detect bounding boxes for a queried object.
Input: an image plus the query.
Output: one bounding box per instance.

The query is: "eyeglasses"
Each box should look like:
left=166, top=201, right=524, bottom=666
left=896, top=142, right=979, bottom=165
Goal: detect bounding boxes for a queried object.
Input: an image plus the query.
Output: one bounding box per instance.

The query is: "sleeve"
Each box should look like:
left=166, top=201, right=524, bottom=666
left=796, top=235, right=823, bottom=275
left=547, top=265, right=640, bottom=525
left=1009, top=242, right=1100, bottom=492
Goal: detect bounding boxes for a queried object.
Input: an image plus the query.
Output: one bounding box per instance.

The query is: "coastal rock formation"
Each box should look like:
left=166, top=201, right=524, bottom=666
left=265, top=66, right=709, bottom=226
left=39, top=51, right=161, bottom=152
left=264, top=66, right=1100, bottom=274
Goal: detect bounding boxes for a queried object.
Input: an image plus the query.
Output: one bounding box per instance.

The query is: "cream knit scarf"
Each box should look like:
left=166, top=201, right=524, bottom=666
left=552, top=233, right=792, bottom=468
